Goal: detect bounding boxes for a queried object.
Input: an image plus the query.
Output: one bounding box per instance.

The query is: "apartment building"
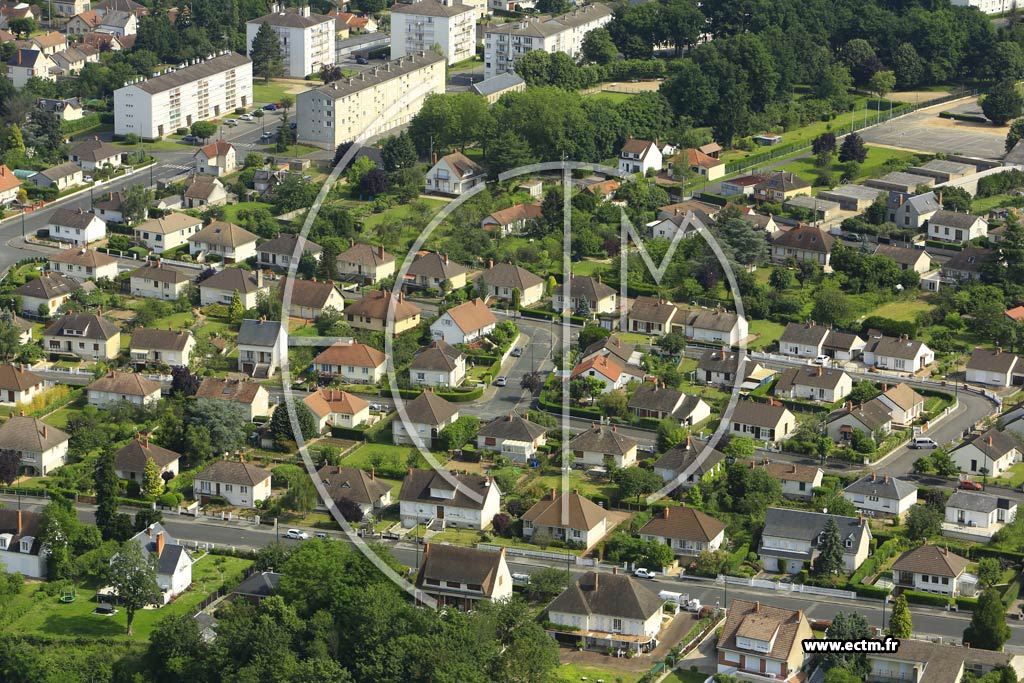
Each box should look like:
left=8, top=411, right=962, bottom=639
left=390, top=0, right=476, bottom=66
left=114, top=51, right=253, bottom=139
left=483, top=3, right=612, bottom=80
left=296, top=52, right=445, bottom=149
left=245, top=4, right=335, bottom=79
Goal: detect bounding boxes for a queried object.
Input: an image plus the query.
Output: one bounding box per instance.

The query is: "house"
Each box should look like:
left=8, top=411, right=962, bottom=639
left=245, top=4, right=335, bottom=79
left=818, top=184, right=884, bottom=212
left=393, top=391, right=459, bottom=447
left=581, top=335, right=636, bottom=367
left=236, top=318, right=286, bottom=378
left=129, top=328, right=195, bottom=369
left=873, top=244, right=932, bottom=274
left=684, top=308, right=748, bottom=346
left=94, top=0, right=148, bottom=16
left=754, top=171, right=811, bottom=202
left=927, top=210, right=987, bottom=244
left=584, top=178, right=620, bottom=201
left=842, top=472, right=918, bottom=519
left=639, top=506, right=726, bottom=557
left=276, top=278, right=345, bottom=320
left=48, top=247, right=118, bottom=282
left=771, top=224, right=835, bottom=266
left=863, top=334, right=934, bottom=373
left=908, top=159, right=976, bottom=183
left=68, top=137, right=122, bottom=171
left=867, top=639, right=1017, bottom=683
left=430, top=298, right=496, bottom=345
left=257, top=234, right=322, bottom=270
left=336, top=243, right=396, bottom=284
left=876, top=383, right=926, bottom=425
left=742, top=213, right=780, bottom=235
left=0, top=416, right=68, bottom=475
left=568, top=424, right=638, bottom=468
left=754, top=461, right=823, bottom=499
left=182, top=176, right=228, bottom=209
left=332, top=10, right=378, bottom=32
left=943, top=247, right=997, bottom=283
left=480, top=202, right=542, bottom=236
left=773, top=366, right=853, bottom=403
left=716, top=599, right=813, bottom=683
left=470, top=71, right=526, bottom=104
left=627, top=383, right=710, bottom=426
left=13, top=272, right=79, bottom=316
left=476, top=413, right=548, bottom=462
left=1, top=312, right=32, bottom=345
left=230, top=571, right=280, bottom=607
left=653, top=436, right=726, bottom=485
left=32, top=162, right=83, bottom=191
left=943, top=490, right=1017, bottom=541
left=313, top=340, right=387, bottom=383
left=6, top=49, right=56, bottom=90
left=720, top=174, right=767, bottom=198
left=67, top=10, right=102, bottom=33
left=965, top=347, right=1021, bottom=387
left=951, top=429, right=1021, bottom=477
left=628, top=296, right=682, bottom=335
left=784, top=195, right=841, bottom=221
left=199, top=268, right=267, bottom=309
left=425, top=152, right=484, bottom=196
left=0, top=510, right=45, bottom=579
left=415, top=544, right=513, bottom=610
left=758, top=507, right=872, bottom=574
left=192, top=140, right=236, bottom=177
left=345, top=290, right=421, bottom=334
left=0, top=364, right=44, bottom=405
left=113, top=434, right=180, bottom=482
left=405, top=252, right=469, bottom=291
left=195, top=378, right=270, bottom=421
left=822, top=330, right=866, bottom=362
left=193, top=458, right=272, bottom=508
left=129, top=261, right=191, bottom=300
left=696, top=348, right=744, bottom=386
left=398, top=469, right=501, bottom=530
left=477, top=261, right=545, bottom=306
left=188, top=220, right=260, bottom=264
left=522, top=489, right=609, bottom=550
left=730, top=400, right=795, bottom=444
left=46, top=208, right=106, bottom=246
left=826, top=398, right=893, bottom=444
left=48, top=46, right=98, bottom=77
left=42, top=313, right=120, bottom=361
left=618, top=139, right=662, bottom=176
left=303, top=389, right=370, bottom=433
left=674, top=147, right=725, bottom=180
left=552, top=276, right=617, bottom=315
left=647, top=211, right=704, bottom=241
left=410, top=340, right=466, bottom=388
left=134, top=212, right=202, bottom=254
left=891, top=544, right=973, bottom=597
left=123, top=524, right=192, bottom=603
left=96, top=8, right=136, bottom=35
left=546, top=571, right=664, bottom=654
left=87, top=371, right=162, bottom=408
left=570, top=354, right=631, bottom=392
left=889, top=190, right=942, bottom=229
left=0, top=165, right=20, bottom=206
left=316, top=465, right=391, bottom=516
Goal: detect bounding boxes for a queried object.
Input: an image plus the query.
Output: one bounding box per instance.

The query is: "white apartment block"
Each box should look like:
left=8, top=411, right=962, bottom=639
left=951, top=0, right=1006, bottom=13
left=390, top=0, right=476, bottom=66
left=296, top=52, right=445, bottom=150
left=245, top=5, right=335, bottom=79
left=483, top=3, right=612, bottom=80
left=114, top=52, right=253, bottom=140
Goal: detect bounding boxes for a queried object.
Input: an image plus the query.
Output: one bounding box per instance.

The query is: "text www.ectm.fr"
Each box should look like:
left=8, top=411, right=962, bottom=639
left=802, top=638, right=901, bottom=654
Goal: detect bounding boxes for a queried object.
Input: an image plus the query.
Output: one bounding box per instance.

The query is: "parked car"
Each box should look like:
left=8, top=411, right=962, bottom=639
left=959, top=479, right=983, bottom=491
left=633, top=568, right=656, bottom=579
left=239, top=113, right=254, bottom=121
left=355, top=55, right=369, bottom=65
left=315, top=532, right=328, bottom=539
left=289, top=122, right=297, bottom=130
left=225, top=119, right=239, bottom=126
left=813, top=354, right=830, bottom=365
left=83, top=175, right=93, bottom=183
left=511, top=572, right=531, bottom=585
left=511, top=348, right=523, bottom=357
left=263, top=103, right=278, bottom=111
left=494, top=376, right=508, bottom=387
left=181, top=134, right=198, bottom=144
left=260, top=131, right=274, bottom=141
left=909, top=437, right=939, bottom=450
left=285, top=529, right=309, bottom=540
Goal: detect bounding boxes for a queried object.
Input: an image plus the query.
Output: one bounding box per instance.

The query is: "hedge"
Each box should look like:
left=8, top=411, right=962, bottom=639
left=727, top=543, right=750, bottom=573
left=26, top=387, right=84, bottom=419
left=379, top=387, right=421, bottom=399
left=436, top=387, right=484, bottom=402
left=330, top=413, right=393, bottom=442
left=969, top=547, right=1024, bottom=563
left=1002, top=579, right=1021, bottom=607
left=850, top=538, right=904, bottom=585
left=939, top=111, right=987, bottom=123
left=518, top=307, right=587, bottom=326
left=854, top=584, right=891, bottom=599
left=956, top=597, right=979, bottom=611
left=538, top=391, right=602, bottom=420
left=903, top=590, right=952, bottom=607
left=61, top=113, right=102, bottom=135
left=925, top=239, right=963, bottom=252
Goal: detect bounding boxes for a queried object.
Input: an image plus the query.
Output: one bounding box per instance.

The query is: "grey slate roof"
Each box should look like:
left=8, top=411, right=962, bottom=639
left=129, top=522, right=188, bottom=576
left=236, top=319, right=283, bottom=347
left=929, top=210, right=984, bottom=229
left=952, top=428, right=1020, bottom=460
left=732, top=400, right=790, bottom=428
left=128, top=53, right=251, bottom=95
left=843, top=473, right=916, bottom=501
left=471, top=72, right=525, bottom=97
left=568, top=425, right=637, bottom=456
left=257, top=234, right=322, bottom=257
left=316, top=465, right=391, bottom=506
left=200, top=268, right=264, bottom=295
left=114, top=437, right=180, bottom=473
left=14, top=272, right=80, bottom=300
left=552, top=276, right=615, bottom=302
left=774, top=366, right=849, bottom=392
left=946, top=490, right=1014, bottom=514
left=43, top=313, right=118, bottom=341
left=130, top=328, right=192, bottom=351
left=410, top=340, right=464, bottom=372
left=416, top=544, right=506, bottom=595
left=547, top=571, right=663, bottom=621
left=828, top=397, right=892, bottom=431
left=194, top=459, right=271, bottom=486
left=232, top=571, right=280, bottom=599
left=904, top=191, right=941, bottom=213
left=480, top=262, right=543, bottom=290
left=477, top=413, right=547, bottom=442
left=583, top=335, right=634, bottom=366
left=399, top=469, right=495, bottom=509
left=628, top=383, right=682, bottom=414
left=402, top=391, right=458, bottom=425
left=0, top=416, right=68, bottom=452
left=966, top=347, right=1018, bottom=374
left=308, top=52, right=444, bottom=101
left=779, top=322, right=829, bottom=347
left=761, top=507, right=871, bottom=553
left=653, top=438, right=725, bottom=476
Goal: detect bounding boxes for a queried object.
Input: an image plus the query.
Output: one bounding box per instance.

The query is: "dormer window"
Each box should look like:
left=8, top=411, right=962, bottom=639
left=0, top=534, right=10, bottom=551
left=816, top=532, right=825, bottom=545
left=844, top=538, right=853, bottom=549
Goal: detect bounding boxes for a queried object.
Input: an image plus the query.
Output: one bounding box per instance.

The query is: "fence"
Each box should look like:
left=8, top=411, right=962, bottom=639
left=476, top=543, right=594, bottom=564
left=719, top=575, right=856, bottom=600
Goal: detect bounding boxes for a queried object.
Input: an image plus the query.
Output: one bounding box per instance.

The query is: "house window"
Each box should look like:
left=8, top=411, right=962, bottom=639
left=224, top=484, right=233, bottom=492
left=612, top=618, right=622, bottom=631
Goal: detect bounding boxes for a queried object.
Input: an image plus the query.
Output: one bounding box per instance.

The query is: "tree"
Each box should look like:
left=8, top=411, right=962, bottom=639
left=712, top=205, right=768, bottom=267
left=723, top=436, right=754, bottom=460
left=250, top=22, right=283, bottom=83
left=121, top=184, right=151, bottom=226
left=822, top=612, right=871, bottom=675
left=170, top=365, right=199, bottom=396
left=982, top=81, right=1023, bottom=126
left=7, top=17, right=35, bottom=38
left=1006, top=119, right=1024, bottom=152
left=905, top=504, right=942, bottom=540
left=228, top=290, right=244, bottom=324
left=526, top=566, right=570, bottom=602
left=0, top=314, right=20, bottom=363
left=282, top=472, right=317, bottom=514
left=346, top=155, right=376, bottom=186
left=94, top=449, right=121, bottom=540
left=931, top=449, right=960, bottom=477
left=360, top=168, right=390, bottom=196
left=887, top=593, right=912, bottom=638
left=108, top=539, right=161, bottom=635
left=146, top=614, right=205, bottom=683
left=612, top=467, right=663, bottom=504
left=437, top=415, right=481, bottom=451
left=521, top=371, right=545, bottom=394
left=577, top=324, right=610, bottom=351
left=813, top=132, right=837, bottom=156
left=269, top=401, right=319, bottom=443
left=964, top=588, right=1011, bottom=651
left=869, top=70, right=896, bottom=100
left=824, top=669, right=863, bottom=683
left=0, top=449, right=19, bottom=486
left=381, top=131, right=418, bottom=171
left=978, top=557, right=1002, bottom=588
left=839, top=133, right=867, bottom=163
left=941, top=186, right=973, bottom=213
left=892, top=43, right=923, bottom=89
left=816, top=517, right=844, bottom=576
left=142, top=458, right=164, bottom=498
left=812, top=288, right=853, bottom=326
left=581, top=27, right=618, bottom=65
left=186, top=399, right=248, bottom=459
left=769, top=268, right=794, bottom=291
left=336, top=498, right=364, bottom=523
left=190, top=120, right=217, bottom=143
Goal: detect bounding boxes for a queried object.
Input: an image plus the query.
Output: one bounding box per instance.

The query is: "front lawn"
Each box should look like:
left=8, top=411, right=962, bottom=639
left=999, top=462, right=1024, bottom=488
left=747, top=319, right=787, bottom=350
left=557, top=663, right=643, bottom=683
left=6, top=554, right=252, bottom=641
left=343, top=443, right=427, bottom=471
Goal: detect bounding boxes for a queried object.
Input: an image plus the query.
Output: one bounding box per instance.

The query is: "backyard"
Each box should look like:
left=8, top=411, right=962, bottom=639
left=773, top=145, right=924, bottom=193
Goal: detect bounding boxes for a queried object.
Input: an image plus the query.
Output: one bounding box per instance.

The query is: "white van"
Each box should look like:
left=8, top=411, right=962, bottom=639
left=910, top=437, right=938, bottom=449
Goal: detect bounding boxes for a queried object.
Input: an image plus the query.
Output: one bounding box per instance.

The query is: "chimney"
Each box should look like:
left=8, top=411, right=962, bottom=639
left=988, top=435, right=993, bottom=447
left=663, top=507, right=669, bottom=519
left=593, top=573, right=599, bottom=590
left=433, top=152, right=438, bottom=164
left=488, top=259, right=494, bottom=269
left=997, top=347, right=1003, bottom=354
left=817, top=365, right=822, bottom=376
left=790, top=464, right=796, bottom=473
left=755, top=601, right=760, bottom=613
left=42, top=425, right=47, bottom=439
left=444, top=253, right=449, bottom=265
left=156, top=531, right=166, bottom=558
left=871, top=472, right=876, bottom=481
left=939, top=191, right=943, bottom=205
left=238, top=453, right=244, bottom=463
left=550, top=487, right=556, bottom=500
left=16, top=510, right=22, bottom=534
left=146, top=525, right=153, bottom=538
left=884, top=474, right=888, bottom=483
left=370, top=467, right=375, bottom=480
left=720, top=348, right=726, bottom=360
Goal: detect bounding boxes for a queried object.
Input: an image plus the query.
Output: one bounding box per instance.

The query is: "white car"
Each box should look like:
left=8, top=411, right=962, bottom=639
left=225, top=119, right=239, bottom=126
left=813, top=354, right=830, bottom=365
left=83, top=175, right=93, bottom=183
left=633, top=568, right=656, bottom=579
left=284, top=529, right=309, bottom=540
left=239, top=114, right=254, bottom=121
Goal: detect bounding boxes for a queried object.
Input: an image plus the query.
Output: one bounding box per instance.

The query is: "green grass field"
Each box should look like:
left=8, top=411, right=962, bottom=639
left=557, top=663, right=644, bottom=683
left=999, top=462, right=1024, bottom=488
left=747, top=319, right=787, bottom=349
left=868, top=298, right=934, bottom=322
left=42, top=396, right=87, bottom=429
left=253, top=82, right=293, bottom=105
left=572, top=260, right=611, bottom=277
left=774, top=146, right=922, bottom=192
left=260, top=143, right=320, bottom=157
left=583, top=90, right=635, bottom=104
left=971, top=193, right=1014, bottom=215
left=343, top=443, right=423, bottom=470
left=222, top=202, right=274, bottom=222
left=5, top=555, right=252, bottom=641
left=359, top=199, right=447, bottom=231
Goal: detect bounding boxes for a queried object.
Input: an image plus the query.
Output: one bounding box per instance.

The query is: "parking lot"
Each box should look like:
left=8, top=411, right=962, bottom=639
left=860, top=97, right=1008, bottom=159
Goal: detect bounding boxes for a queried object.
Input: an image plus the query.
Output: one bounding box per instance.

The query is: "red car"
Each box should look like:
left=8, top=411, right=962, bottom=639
left=959, top=480, right=983, bottom=491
